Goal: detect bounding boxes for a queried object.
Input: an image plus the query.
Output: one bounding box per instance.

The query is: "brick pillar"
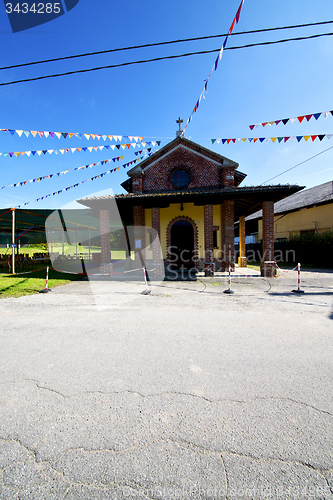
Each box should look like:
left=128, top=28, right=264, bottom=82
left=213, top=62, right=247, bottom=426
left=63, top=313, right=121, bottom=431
left=238, top=215, right=247, bottom=267
left=151, top=207, right=161, bottom=275
left=221, top=200, right=235, bottom=271
left=99, top=210, right=113, bottom=275
left=260, top=201, right=276, bottom=277
left=133, top=205, right=145, bottom=268
left=221, top=167, right=235, bottom=188
left=204, top=204, right=214, bottom=277
left=132, top=174, right=143, bottom=193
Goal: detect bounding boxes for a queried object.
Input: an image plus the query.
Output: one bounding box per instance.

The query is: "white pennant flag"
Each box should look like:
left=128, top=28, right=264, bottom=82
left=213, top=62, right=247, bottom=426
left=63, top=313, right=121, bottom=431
left=290, top=118, right=297, bottom=124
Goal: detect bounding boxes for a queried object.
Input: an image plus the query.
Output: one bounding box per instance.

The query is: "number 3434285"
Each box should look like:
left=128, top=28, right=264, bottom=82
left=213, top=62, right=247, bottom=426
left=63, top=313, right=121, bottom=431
left=6, top=3, right=62, bottom=14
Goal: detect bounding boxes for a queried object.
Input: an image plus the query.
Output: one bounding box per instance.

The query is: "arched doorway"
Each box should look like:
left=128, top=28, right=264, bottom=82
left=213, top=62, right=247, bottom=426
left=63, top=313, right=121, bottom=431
left=170, top=220, right=194, bottom=268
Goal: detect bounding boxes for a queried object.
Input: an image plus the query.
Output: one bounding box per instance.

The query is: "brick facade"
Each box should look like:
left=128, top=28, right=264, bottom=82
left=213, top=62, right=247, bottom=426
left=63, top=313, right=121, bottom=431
left=260, top=200, right=276, bottom=277
left=221, top=200, right=235, bottom=271
left=142, top=145, right=233, bottom=192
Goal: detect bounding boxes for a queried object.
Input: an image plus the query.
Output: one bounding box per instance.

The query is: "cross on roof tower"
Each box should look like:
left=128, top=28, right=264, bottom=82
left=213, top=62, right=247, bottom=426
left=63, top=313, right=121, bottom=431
left=176, top=117, right=183, bottom=138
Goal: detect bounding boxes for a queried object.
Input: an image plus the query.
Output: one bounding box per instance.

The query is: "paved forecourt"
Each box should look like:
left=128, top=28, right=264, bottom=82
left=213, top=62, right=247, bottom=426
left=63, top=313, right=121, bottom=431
left=0, top=269, right=333, bottom=499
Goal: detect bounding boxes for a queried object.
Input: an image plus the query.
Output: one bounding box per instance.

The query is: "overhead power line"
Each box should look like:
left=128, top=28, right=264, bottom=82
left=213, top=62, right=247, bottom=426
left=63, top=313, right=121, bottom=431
left=1, top=31, right=332, bottom=87
left=262, top=145, right=333, bottom=184
left=0, top=20, right=332, bottom=72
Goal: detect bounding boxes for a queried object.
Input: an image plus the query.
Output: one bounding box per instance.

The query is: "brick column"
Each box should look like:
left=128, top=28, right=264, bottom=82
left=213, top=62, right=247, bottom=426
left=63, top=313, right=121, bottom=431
left=238, top=215, right=247, bottom=267
left=260, top=200, right=276, bottom=277
left=221, top=167, right=235, bottom=188
left=133, top=205, right=145, bottom=267
left=99, top=210, right=113, bottom=275
left=132, top=174, right=143, bottom=193
left=204, top=204, right=214, bottom=277
left=221, top=200, right=235, bottom=271
left=151, top=207, right=161, bottom=275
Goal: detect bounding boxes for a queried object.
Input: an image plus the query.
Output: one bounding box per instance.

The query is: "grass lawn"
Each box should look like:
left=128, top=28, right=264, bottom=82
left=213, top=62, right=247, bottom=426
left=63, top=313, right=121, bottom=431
left=0, top=268, right=84, bottom=299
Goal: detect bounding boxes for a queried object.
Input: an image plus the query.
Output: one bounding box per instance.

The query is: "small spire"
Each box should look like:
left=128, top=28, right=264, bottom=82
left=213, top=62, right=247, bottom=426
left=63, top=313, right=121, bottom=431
left=176, top=117, right=183, bottom=137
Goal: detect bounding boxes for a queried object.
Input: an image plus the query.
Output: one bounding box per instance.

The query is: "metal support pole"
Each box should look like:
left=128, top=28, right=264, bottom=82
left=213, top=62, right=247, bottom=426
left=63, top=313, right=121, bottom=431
left=11, top=208, right=15, bottom=274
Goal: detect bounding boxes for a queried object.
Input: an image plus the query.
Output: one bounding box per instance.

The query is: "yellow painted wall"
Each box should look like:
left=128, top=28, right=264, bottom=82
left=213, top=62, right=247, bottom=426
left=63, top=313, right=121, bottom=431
left=257, top=203, right=333, bottom=240
left=144, top=203, right=222, bottom=259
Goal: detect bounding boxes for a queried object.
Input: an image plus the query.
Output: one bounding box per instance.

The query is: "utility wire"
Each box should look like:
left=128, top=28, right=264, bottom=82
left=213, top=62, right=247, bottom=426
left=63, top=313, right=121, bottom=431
left=262, top=145, right=333, bottom=184
left=0, top=20, right=332, bottom=72
left=0, top=31, right=332, bottom=87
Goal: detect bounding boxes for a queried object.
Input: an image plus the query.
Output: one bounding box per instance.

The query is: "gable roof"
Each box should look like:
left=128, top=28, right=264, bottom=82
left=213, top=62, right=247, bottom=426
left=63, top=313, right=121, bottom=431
left=127, top=136, right=239, bottom=176
left=247, top=180, right=332, bottom=221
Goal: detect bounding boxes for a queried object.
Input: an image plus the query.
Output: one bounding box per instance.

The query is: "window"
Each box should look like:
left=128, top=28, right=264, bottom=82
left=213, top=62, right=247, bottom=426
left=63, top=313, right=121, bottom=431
left=171, top=168, right=191, bottom=189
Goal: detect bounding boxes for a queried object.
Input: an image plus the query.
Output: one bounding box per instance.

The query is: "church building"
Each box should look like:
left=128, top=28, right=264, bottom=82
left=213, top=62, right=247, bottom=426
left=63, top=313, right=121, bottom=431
left=79, top=122, right=303, bottom=277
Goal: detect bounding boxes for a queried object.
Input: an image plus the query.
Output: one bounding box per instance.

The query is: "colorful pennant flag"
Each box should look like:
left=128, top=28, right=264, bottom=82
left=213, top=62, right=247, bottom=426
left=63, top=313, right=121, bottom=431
left=0, top=141, right=160, bottom=159
left=15, top=152, right=156, bottom=209
left=249, top=110, right=333, bottom=129
left=0, top=128, right=145, bottom=142
left=182, top=0, right=245, bottom=135
left=211, top=134, right=333, bottom=144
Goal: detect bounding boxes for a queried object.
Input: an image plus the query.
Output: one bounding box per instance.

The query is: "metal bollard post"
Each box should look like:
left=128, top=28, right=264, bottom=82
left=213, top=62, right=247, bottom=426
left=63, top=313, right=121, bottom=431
left=292, top=263, right=304, bottom=294
left=223, top=266, right=234, bottom=294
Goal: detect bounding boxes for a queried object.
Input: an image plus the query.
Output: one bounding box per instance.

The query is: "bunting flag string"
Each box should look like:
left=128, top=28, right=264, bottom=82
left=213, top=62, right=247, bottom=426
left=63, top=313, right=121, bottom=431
left=0, top=128, right=144, bottom=142
left=1, top=155, right=127, bottom=190
left=0, top=141, right=161, bottom=159
left=211, top=134, right=333, bottom=144
left=249, top=110, right=333, bottom=130
left=15, top=152, right=156, bottom=209
left=182, top=0, right=244, bottom=135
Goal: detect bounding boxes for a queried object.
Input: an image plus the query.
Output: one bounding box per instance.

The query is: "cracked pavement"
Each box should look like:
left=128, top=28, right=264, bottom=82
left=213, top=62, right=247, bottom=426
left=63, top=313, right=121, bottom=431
left=0, top=269, right=333, bottom=499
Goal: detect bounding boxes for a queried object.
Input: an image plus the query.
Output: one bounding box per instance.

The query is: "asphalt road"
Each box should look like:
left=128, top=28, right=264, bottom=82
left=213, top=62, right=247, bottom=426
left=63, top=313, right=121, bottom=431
left=0, top=269, right=333, bottom=499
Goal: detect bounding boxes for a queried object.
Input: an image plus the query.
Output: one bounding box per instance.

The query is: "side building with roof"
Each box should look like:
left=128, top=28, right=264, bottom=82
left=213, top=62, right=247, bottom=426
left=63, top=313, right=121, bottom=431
left=78, top=134, right=303, bottom=277
left=246, top=180, right=333, bottom=242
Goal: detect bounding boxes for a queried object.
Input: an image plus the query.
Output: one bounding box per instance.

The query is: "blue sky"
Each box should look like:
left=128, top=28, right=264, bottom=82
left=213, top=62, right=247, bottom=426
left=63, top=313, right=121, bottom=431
left=0, top=0, right=332, bottom=210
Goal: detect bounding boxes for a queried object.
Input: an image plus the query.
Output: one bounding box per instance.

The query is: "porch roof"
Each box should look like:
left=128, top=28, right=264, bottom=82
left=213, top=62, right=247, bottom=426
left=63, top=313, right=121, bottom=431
left=78, top=184, right=304, bottom=222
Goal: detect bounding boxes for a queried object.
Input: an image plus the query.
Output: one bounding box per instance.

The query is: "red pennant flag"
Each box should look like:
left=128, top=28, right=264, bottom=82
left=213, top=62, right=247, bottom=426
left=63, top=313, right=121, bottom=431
left=311, top=135, right=317, bottom=141
left=305, top=114, right=312, bottom=122
left=229, top=18, right=236, bottom=34
left=284, top=137, right=290, bottom=143
left=227, top=139, right=232, bottom=144
left=262, top=122, right=268, bottom=127
left=249, top=125, right=255, bottom=130
left=253, top=138, right=258, bottom=143
left=298, top=116, right=305, bottom=123
left=235, top=0, right=243, bottom=23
